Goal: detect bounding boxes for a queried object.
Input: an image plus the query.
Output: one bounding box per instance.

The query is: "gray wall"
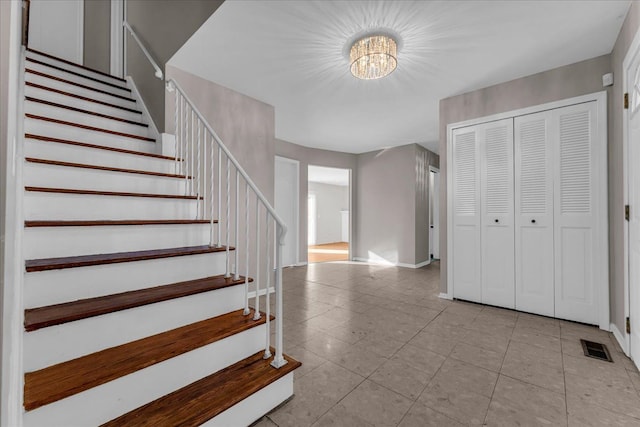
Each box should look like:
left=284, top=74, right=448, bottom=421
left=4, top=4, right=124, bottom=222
left=438, top=55, right=615, bottom=316
left=355, top=144, right=418, bottom=266
left=308, top=182, right=349, bottom=245
left=126, top=0, right=224, bottom=132
left=84, top=0, right=110, bottom=73
left=275, top=139, right=357, bottom=263
left=610, top=2, right=640, bottom=332
left=166, top=65, right=274, bottom=202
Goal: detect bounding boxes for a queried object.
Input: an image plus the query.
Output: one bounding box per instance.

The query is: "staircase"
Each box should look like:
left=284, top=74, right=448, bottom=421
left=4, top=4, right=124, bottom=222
left=18, top=48, right=299, bottom=426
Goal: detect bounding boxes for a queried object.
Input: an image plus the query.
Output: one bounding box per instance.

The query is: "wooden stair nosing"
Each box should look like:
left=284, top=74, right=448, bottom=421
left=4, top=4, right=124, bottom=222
left=26, top=57, right=130, bottom=92
left=23, top=309, right=269, bottom=411
left=26, top=82, right=142, bottom=114
left=24, top=274, right=253, bottom=331
left=26, top=96, right=148, bottom=127
left=26, top=48, right=127, bottom=83
left=100, top=350, right=301, bottom=427
left=25, top=134, right=178, bottom=161
left=26, top=114, right=156, bottom=143
left=25, top=186, right=201, bottom=201
left=25, top=219, right=214, bottom=227
left=25, top=157, right=191, bottom=180
left=26, top=68, right=135, bottom=103
left=25, top=245, right=232, bottom=272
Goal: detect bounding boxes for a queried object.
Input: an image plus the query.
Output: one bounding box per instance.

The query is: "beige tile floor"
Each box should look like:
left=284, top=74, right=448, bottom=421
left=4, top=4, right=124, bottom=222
left=253, top=261, right=640, bottom=427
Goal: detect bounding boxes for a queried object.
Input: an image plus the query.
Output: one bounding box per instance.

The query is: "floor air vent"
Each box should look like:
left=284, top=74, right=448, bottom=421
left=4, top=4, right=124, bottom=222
left=580, top=339, right=613, bottom=362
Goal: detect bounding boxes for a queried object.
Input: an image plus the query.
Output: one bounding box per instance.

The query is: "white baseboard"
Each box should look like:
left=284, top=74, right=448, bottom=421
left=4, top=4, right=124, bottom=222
left=438, top=292, right=453, bottom=300
left=294, top=262, right=307, bottom=267
left=353, top=257, right=431, bottom=269
left=610, top=322, right=629, bottom=355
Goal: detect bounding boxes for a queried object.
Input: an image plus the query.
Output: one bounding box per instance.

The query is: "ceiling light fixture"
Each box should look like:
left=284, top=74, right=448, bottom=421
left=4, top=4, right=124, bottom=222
left=349, top=35, right=397, bottom=80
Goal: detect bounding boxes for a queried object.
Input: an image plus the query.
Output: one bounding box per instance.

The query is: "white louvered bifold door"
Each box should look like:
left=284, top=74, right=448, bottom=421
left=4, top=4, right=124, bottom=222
left=553, top=102, right=602, bottom=324
left=514, top=111, right=555, bottom=317
left=452, top=127, right=481, bottom=302
left=480, top=119, right=515, bottom=308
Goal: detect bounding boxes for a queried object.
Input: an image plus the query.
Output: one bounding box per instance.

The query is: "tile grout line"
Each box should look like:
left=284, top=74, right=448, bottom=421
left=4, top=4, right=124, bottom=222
left=481, top=314, right=517, bottom=426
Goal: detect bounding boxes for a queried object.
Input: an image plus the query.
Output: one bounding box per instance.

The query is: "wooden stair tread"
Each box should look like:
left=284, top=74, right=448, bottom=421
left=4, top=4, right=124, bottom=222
left=26, top=82, right=142, bottom=114
left=26, top=157, right=190, bottom=179
left=24, top=274, right=252, bottom=331
left=25, top=245, right=232, bottom=272
left=27, top=48, right=127, bottom=82
left=101, top=350, right=300, bottom=427
left=25, top=186, right=200, bottom=200
left=26, top=57, right=130, bottom=91
left=26, top=68, right=135, bottom=102
left=26, top=96, right=147, bottom=127
left=26, top=114, right=155, bottom=142
left=23, top=309, right=268, bottom=411
left=26, top=134, right=177, bottom=161
left=25, top=219, right=213, bottom=227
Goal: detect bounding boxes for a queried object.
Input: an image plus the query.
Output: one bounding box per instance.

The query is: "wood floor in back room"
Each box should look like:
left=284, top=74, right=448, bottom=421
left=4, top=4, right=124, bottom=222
left=308, top=242, right=349, bottom=263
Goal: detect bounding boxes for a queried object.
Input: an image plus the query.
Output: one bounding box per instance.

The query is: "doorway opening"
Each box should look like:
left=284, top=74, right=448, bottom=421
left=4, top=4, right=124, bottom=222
left=307, top=165, right=350, bottom=263
left=429, top=166, right=440, bottom=260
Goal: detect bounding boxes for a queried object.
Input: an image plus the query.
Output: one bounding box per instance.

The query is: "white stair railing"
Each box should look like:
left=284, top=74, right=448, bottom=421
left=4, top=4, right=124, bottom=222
left=166, top=78, right=288, bottom=369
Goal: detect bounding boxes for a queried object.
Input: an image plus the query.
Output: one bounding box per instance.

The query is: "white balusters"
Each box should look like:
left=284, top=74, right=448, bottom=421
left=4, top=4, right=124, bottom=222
left=167, top=78, right=288, bottom=368
left=244, top=181, right=250, bottom=316
left=271, top=222, right=287, bottom=368
left=253, top=199, right=261, bottom=321
left=264, top=212, right=272, bottom=359
left=225, top=157, right=231, bottom=278
left=235, top=170, right=240, bottom=280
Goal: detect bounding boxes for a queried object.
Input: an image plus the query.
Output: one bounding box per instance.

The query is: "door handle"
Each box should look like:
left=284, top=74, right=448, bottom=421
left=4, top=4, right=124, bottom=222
left=494, top=219, right=499, bottom=223
left=531, top=219, right=536, bottom=224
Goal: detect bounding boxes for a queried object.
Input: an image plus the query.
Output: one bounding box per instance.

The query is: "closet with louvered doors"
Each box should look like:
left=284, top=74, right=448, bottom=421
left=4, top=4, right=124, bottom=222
left=450, top=97, right=608, bottom=326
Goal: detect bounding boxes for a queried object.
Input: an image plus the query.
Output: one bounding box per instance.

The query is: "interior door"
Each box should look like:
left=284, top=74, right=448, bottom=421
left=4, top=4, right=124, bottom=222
left=514, top=111, right=555, bottom=317
left=630, top=54, right=640, bottom=367
left=553, top=102, right=600, bottom=325
left=452, top=127, right=481, bottom=302
left=432, top=169, right=440, bottom=260
left=480, top=119, right=515, bottom=308
left=29, top=0, right=84, bottom=64
left=274, top=157, right=298, bottom=267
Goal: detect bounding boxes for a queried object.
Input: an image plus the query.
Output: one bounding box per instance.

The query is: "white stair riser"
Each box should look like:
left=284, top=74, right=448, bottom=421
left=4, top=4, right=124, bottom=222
left=26, top=51, right=127, bottom=88
left=26, top=72, right=137, bottom=109
left=25, top=100, right=151, bottom=138
left=24, top=162, right=187, bottom=196
left=24, top=138, right=177, bottom=174
left=24, top=285, right=245, bottom=371
left=24, top=223, right=211, bottom=259
left=23, top=325, right=266, bottom=427
left=26, top=60, right=131, bottom=97
left=25, top=117, right=157, bottom=154
left=203, top=373, right=294, bottom=427
left=24, top=191, right=198, bottom=221
left=25, top=85, right=143, bottom=122
left=25, top=251, right=227, bottom=307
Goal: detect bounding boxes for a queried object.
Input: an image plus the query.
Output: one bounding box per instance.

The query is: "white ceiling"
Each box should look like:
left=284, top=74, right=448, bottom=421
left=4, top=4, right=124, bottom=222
left=308, top=165, right=349, bottom=186
left=170, top=0, right=629, bottom=154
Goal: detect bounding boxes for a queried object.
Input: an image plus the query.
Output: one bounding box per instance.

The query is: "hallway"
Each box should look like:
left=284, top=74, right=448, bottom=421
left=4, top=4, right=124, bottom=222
left=256, top=261, right=640, bottom=426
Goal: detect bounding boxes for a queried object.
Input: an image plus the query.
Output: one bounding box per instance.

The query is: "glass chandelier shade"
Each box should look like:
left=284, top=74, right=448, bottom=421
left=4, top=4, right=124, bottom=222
left=349, top=35, right=397, bottom=80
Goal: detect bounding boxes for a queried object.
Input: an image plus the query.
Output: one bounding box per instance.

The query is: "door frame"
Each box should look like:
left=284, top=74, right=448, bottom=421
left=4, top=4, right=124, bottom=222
left=429, top=165, right=440, bottom=260
left=621, top=26, right=640, bottom=357
left=445, top=91, right=608, bottom=331
left=274, top=156, right=300, bottom=267
left=110, top=0, right=125, bottom=78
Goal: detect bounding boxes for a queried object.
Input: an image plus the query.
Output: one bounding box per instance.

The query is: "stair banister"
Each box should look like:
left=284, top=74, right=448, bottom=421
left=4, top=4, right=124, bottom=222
left=166, top=77, right=289, bottom=369
left=123, top=21, right=163, bottom=80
